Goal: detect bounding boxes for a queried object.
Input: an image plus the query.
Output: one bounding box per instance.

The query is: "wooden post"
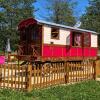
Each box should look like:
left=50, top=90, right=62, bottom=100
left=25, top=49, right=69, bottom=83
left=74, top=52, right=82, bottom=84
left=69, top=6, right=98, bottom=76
left=0, top=65, right=2, bottom=87
left=94, top=60, right=100, bottom=79
left=8, top=52, right=11, bottom=62
left=93, top=61, right=96, bottom=80
left=27, top=64, right=32, bottom=92
left=64, top=62, right=69, bottom=83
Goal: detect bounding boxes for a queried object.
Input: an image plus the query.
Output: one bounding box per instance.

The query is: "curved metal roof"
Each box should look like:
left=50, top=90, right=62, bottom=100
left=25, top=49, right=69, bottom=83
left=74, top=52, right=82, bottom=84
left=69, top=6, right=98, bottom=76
left=18, top=18, right=98, bottom=34
left=37, top=19, right=98, bottom=34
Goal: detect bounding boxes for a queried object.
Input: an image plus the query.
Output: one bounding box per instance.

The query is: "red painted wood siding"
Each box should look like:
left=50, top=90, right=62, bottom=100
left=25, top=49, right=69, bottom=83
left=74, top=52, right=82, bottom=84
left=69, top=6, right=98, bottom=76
left=43, top=44, right=97, bottom=58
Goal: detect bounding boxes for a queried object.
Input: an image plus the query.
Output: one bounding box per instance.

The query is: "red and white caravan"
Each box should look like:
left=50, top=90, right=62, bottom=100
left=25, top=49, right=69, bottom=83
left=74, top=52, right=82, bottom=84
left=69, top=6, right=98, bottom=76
left=18, top=18, right=98, bottom=61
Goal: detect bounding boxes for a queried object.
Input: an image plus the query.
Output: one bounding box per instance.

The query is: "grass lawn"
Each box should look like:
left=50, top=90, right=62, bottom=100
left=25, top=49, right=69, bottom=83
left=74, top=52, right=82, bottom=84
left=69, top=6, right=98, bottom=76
left=0, top=80, right=100, bottom=100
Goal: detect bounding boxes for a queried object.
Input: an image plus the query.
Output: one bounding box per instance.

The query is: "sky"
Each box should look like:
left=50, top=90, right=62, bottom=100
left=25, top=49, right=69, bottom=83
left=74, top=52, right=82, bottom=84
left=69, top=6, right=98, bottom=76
left=34, top=0, right=89, bottom=20
left=0, top=0, right=89, bottom=21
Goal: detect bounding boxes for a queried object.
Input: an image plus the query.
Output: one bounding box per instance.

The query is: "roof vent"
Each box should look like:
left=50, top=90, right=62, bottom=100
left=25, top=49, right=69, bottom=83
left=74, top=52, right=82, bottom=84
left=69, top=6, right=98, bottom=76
left=73, top=21, right=81, bottom=28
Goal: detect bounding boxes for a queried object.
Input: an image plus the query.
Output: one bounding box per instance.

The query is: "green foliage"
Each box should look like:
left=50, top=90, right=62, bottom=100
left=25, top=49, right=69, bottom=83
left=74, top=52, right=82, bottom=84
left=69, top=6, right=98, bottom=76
left=0, top=0, right=36, bottom=51
left=80, top=0, right=100, bottom=48
left=45, top=0, right=76, bottom=26
left=1, top=80, right=100, bottom=100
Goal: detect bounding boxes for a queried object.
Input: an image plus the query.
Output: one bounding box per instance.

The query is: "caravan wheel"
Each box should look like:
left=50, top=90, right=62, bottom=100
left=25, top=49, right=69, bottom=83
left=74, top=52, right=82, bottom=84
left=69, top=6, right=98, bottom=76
left=42, top=63, right=53, bottom=77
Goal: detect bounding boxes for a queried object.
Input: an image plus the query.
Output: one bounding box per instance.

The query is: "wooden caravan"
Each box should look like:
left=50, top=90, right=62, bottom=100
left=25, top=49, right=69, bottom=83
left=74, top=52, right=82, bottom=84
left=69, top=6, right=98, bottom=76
left=18, top=18, right=98, bottom=61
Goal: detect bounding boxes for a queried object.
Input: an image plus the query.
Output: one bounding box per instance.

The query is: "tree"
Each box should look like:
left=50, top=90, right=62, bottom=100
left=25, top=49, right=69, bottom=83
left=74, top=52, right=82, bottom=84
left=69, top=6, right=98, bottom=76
left=0, top=0, right=36, bottom=51
left=44, top=0, right=76, bottom=26
left=80, top=0, right=100, bottom=48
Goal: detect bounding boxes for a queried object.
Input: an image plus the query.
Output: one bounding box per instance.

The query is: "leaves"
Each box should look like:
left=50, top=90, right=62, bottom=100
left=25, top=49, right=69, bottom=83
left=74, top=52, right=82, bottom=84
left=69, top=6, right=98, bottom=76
left=0, top=0, right=36, bottom=51
left=44, top=0, right=76, bottom=26
left=80, top=0, right=100, bottom=48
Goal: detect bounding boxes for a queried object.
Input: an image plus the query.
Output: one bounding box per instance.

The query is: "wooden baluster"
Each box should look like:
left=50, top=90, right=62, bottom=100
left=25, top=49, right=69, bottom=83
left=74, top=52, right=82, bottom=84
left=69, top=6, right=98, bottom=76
left=76, top=62, right=78, bottom=82
left=18, top=63, right=20, bottom=90
left=27, top=65, right=32, bottom=92
left=37, top=63, right=39, bottom=88
left=40, top=63, right=42, bottom=88
left=14, top=64, right=16, bottom=89
left=3, top=64, right=6, bottom=88
left=57, top=62, right=59, bottom=84
left=34, top=63, right=36, bottom=88
left=0, top=65, right=2, bottom=87
left=50, top=63, right=52, bottom=85
left=54, top=63, right=56, bottom=85
left=59, top=63, right=61, bottom=83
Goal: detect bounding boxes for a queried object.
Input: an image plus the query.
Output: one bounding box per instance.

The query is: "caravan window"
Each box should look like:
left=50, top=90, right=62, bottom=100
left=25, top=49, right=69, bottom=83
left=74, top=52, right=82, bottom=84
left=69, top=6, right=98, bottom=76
left=83, top=33, right=91, bottom=47
left=51, top=27, right=59, bottom=39
left=72, top=32, right=91, bottom=47
left=72, top=32, right=82, bottom=46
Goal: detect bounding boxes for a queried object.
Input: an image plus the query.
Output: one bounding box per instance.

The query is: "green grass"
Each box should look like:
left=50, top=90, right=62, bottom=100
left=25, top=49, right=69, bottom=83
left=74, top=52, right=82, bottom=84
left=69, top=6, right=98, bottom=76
left=0, top=80, right=100, bottom=100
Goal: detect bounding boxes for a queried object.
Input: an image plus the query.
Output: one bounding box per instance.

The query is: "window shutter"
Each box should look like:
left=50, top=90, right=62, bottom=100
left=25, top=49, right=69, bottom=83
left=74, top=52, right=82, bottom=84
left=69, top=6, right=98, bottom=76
left=83, top=33, right=91, bottom=47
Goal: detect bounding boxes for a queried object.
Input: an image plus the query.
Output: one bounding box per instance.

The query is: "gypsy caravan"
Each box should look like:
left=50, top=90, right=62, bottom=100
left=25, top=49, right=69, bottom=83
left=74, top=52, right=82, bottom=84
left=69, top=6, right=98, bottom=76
left=18, top=18, right=98, bottom=62
left=0, top=18, right=97, bottom=91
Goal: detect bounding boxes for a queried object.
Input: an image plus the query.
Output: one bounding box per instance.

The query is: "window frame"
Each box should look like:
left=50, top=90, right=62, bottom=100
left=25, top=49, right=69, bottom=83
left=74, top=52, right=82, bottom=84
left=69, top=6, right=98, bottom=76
left=72, top=32, right=82, bottom=47
left=51, top=27, right=59, bottom=40
left=71, top=31, right=91, bottom=47
left=83, top=32, right=91, bottom=47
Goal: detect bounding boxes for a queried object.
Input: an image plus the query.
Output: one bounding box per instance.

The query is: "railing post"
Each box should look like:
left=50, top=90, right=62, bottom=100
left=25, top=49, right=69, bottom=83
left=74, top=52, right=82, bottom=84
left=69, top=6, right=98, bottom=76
left=93, top=61, right=96, bottom=80
left=0, top=65, right=2, bottom=86
left=64, top=62, right=69, bottom=83
left=27, top=64, right=32, bottom=92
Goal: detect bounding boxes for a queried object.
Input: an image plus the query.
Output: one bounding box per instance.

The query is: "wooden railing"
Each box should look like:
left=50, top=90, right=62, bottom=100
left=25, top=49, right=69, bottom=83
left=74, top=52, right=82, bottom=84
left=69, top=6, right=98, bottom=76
left=0, top=64, right=28, bottom=91
left=0, top=61, right=95, bottom=92
left=17, top=44, right=40, bottom=60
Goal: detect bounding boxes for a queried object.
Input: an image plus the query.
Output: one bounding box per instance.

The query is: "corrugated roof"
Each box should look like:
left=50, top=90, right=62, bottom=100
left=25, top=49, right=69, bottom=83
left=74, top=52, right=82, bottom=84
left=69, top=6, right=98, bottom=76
left=36, top=19, right=98, bottom=34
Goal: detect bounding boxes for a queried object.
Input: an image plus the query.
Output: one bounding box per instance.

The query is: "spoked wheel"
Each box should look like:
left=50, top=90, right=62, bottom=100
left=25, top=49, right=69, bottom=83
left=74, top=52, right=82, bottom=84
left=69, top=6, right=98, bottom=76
left=42, top=63, right=53, bottom=77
